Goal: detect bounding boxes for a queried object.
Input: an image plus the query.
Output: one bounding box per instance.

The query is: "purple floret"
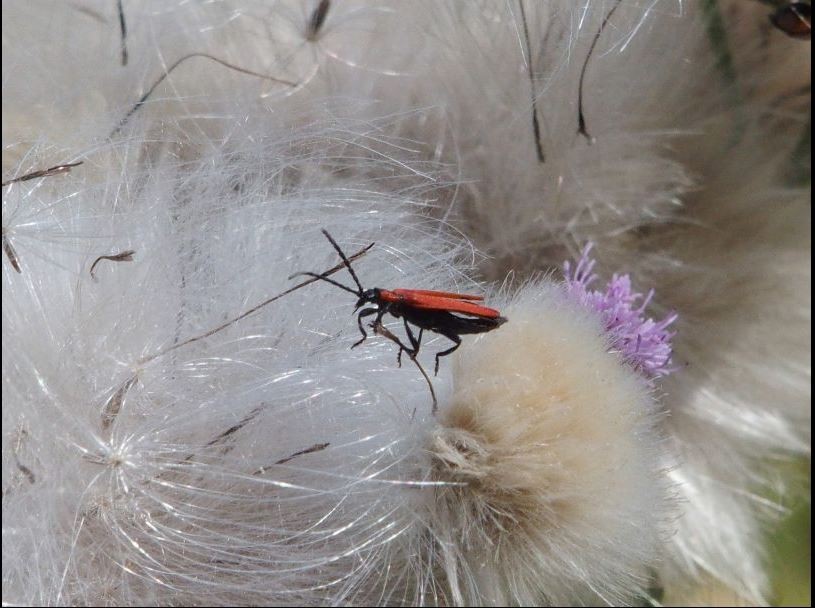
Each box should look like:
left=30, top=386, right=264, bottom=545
left=563, top=244, right=677, bottom=381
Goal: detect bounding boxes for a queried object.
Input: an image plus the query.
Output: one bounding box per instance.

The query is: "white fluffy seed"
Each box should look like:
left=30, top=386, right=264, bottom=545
left=427, top=283, right=670, bottom=606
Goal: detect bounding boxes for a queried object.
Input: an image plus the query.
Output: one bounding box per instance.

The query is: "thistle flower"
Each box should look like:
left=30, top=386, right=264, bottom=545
left=428, top=283, right=670, bottom=606
left=563, top=244, right=678, bottom=381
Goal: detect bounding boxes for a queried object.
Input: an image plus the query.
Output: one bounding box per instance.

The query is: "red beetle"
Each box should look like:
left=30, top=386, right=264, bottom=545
left=291, top=230, right=507, bottom=375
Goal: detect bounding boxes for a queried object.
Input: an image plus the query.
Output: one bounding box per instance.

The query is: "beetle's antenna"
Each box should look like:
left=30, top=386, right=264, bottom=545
left=320, top=229, right=366, bottom=294
left=137, top=242, right=373, bottom=366
left=287, top=271, right=361, bottom=296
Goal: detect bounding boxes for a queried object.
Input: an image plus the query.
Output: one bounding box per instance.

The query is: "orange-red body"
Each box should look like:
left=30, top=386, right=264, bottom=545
left=378, top=289, right=502, bottom=319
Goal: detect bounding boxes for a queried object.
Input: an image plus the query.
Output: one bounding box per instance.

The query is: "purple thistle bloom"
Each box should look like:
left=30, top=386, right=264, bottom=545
left=563, top=244, right=678, bottom=381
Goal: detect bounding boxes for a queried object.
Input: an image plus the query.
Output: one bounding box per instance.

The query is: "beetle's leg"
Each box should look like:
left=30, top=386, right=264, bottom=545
left=403, top=319, right=421, bottom=353
left=352, top=307, right=378, bottom=349
left=370, top=314, right=414, bottom=368
left=369, top=307, right=391, bottom=353
left=433, top=332, right=462, bottom=376
left=394, top=319, right=423, bottom=367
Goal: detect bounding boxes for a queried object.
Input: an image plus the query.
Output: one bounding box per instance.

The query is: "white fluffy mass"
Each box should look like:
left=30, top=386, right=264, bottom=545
left=429, top=284, right=668, bottom=606
left=2, top=0, right=810, bottom=606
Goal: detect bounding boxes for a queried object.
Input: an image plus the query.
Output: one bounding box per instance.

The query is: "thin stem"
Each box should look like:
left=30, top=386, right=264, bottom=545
left=577, top=0, right=622, bottom=142
left=90, top=250, right=136, bottom=281
left=110, top=53, right=299, bottom=136
left=2, top=232, right=22, bottom=273
left=274, top=442, right=330, bottom=466
left=518, top=0, right=545, bottom=163
left=117, top=0, right=128, bottom=66
left=2, top=161, right=83, bottom=188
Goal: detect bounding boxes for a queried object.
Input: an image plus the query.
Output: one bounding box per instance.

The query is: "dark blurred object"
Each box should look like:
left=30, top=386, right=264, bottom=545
left=770, top=2, right=812, bottom=39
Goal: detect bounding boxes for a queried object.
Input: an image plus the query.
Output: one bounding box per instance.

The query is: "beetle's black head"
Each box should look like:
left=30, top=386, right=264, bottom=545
left=355, top=288, right=380, bottom=310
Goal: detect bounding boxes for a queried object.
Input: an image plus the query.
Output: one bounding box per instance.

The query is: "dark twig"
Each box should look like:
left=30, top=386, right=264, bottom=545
left=2, top=231, right=21, bottom=273
left=253, top=442, right=331, bottom=474
left=1, top=161, right=83, bottom=188
left=117, top=0, right=128, bottom=66
left=15, top=459, right=36, bottom=485
left=101, top=375, right=139, bottom=431
left=306, top=0, right=331, bottom=41
left=518, top=0, right=545, bottom=163
left=204, top=406, right=263, bottom=449
left=110, top=53, right=299, bottom=136
left=577, top=0, right=623, bottom=142
left=176, top=406, right=266, bottom=464
left=90, top=250, right=136, bottom=281
left=274, top=442, right=330, bottom=466
left=3, top=159, right=84, bottom=270
left=13, top=431, right=36, bottom=484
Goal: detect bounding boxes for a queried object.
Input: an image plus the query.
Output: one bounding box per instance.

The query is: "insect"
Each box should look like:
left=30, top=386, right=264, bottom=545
left=291, top=230, right=507, bottom=376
